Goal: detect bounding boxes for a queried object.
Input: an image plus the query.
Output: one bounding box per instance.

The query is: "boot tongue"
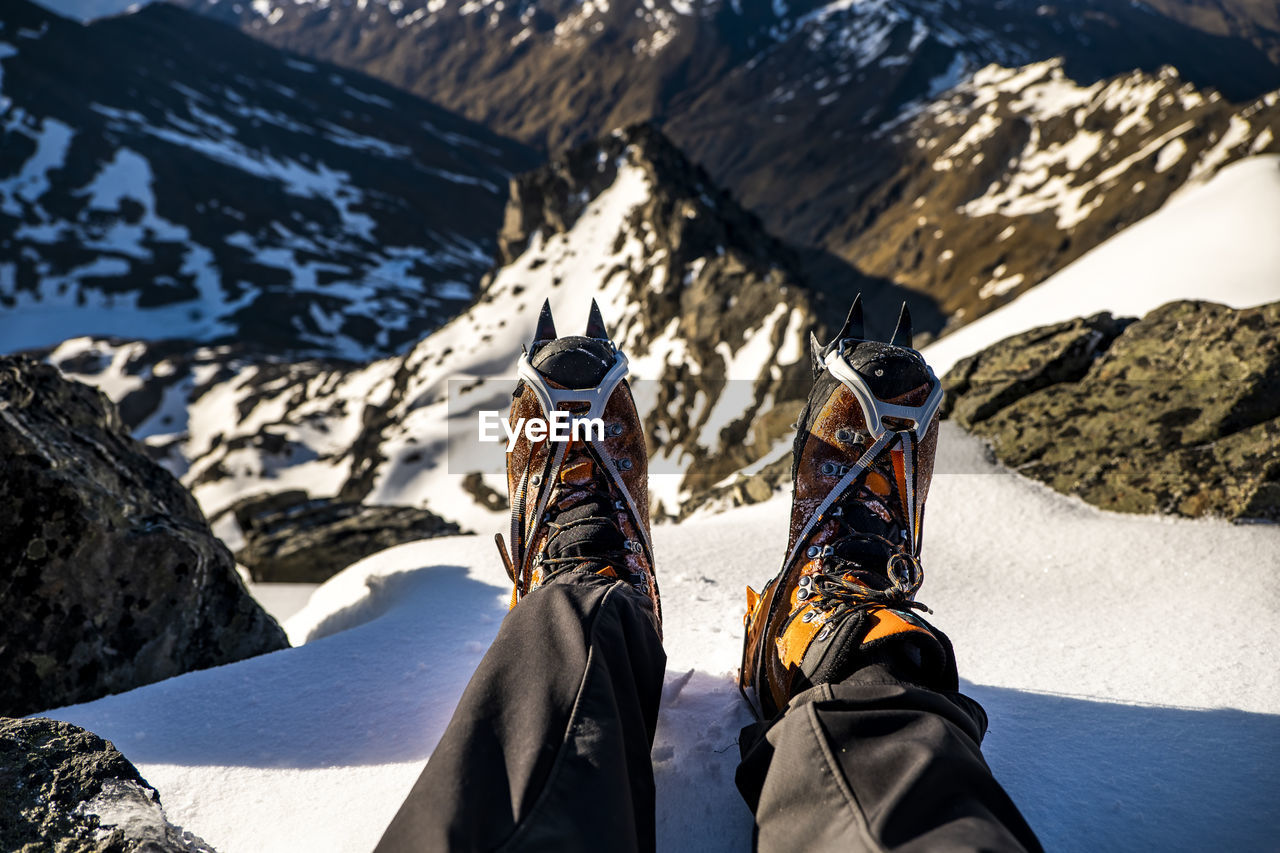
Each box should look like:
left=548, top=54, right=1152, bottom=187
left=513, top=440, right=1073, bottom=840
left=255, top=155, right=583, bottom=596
left=830, top=535, right=894, bottom=589
left=545, top=498, right=625, bottom=561
left=532, top=336, right=615, bottom=389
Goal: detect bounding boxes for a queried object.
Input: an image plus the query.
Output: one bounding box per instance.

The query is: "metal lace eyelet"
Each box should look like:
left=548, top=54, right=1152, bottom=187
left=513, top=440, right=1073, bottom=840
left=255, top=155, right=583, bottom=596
left=802, top=610, right=817, bottom=622
left=796, top=588, right=810, bottom=601
left=798, top=575, right=812, bottom=588
left=618, top=458, right=633, bottom=470
left=608, top=423, right=624, bottom=436
left=615, top=500, right=626, bottom=510
left=816, top=625, right=832, bottom=641
left=529, top=474, right=542, bottom=486
left=835, top=428, right=852, bottom=443
left=820, top=462, right=835, bottom=475
left=821, top=545, right=835, bottom=557
left=806, top=545, right=820, bottom=559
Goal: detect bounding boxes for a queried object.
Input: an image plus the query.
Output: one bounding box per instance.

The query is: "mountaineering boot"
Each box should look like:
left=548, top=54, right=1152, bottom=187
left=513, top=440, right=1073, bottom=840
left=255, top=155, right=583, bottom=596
left=740, top=295, right=952, bottom=719
left=496, top=299, right=661, bottom=635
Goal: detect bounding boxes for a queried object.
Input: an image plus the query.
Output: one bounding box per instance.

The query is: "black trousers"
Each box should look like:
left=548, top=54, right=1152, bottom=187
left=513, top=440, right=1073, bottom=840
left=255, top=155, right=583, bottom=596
left=375, top=573, right=1042, bottom=853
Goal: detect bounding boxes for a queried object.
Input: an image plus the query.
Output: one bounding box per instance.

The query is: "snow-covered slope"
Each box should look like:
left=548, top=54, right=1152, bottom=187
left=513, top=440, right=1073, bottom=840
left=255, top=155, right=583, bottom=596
left=0, top=0, right=534, bottom=358
left=847, top=62, right=1280, bottom=322
left=45, top=127, right=819, bottom=528
left=923, top=154, right=1280, bottom=376
left=41, top=423, right=1280, bottom=852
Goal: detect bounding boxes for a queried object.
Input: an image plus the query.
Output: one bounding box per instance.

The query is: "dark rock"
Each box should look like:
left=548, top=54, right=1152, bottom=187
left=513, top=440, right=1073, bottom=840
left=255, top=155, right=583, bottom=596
left=677, top=453, right=793, bottom=520
left=231, top=492, right=463, bottom=583
left=460, top=473, right=508, bottom=512
left=0, top=716, right=215, bottom=852
left=942, top=313, right=1134, bottom=428
left=943, top=300, right=1280, bottom=521
left=0, top=357, right=288, bottom=718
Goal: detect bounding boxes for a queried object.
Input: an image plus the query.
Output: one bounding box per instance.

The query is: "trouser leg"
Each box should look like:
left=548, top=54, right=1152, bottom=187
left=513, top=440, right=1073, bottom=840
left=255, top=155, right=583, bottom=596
left=375, top=572, right=666, bottom=853
left=736, top=664, right=1043, bottom=853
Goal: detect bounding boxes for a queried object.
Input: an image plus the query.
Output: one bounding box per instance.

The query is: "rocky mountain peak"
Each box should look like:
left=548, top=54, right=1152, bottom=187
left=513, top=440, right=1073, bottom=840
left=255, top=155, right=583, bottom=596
left=497, top=123, right=786, bottom=267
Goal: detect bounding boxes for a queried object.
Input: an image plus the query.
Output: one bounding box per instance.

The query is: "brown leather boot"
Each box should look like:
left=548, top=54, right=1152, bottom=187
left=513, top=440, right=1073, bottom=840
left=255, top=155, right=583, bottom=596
left=740, top=296, right=951, bottom=719
left=496, top=299, right=661, bottom=635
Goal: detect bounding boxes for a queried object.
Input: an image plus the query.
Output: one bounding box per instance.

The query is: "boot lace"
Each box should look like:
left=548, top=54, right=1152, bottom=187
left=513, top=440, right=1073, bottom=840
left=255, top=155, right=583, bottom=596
left=536, top=447, right=636, bottom=584
left=809, top=474, right=933, bottom=622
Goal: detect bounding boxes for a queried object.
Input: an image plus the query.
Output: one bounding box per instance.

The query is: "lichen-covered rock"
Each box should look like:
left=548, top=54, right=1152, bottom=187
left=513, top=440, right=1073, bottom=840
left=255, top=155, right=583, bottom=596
left=941, top=313, right=1134, bottom=428
left=0, top=357, right=288, bottom=718
left=0, top=716, right=216, bottom=852
left=230, top=491, right=463, bottom=583
left=943, top=300, right=1280, bottom=521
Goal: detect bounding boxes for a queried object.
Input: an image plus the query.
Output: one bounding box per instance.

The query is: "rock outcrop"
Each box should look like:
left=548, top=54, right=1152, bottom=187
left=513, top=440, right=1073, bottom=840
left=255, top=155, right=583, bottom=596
left=943, top=300, right=1280, bottom=521
left=228, top=491, right=462, bottom=583
left=0, top=357, right=288, bottom=718
left=0, top=716, right=215, bottom=852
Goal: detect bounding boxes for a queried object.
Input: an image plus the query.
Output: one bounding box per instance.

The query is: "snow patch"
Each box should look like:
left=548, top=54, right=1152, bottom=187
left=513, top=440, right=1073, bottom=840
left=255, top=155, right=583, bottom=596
left=926, top=156, right=1280, bottom=375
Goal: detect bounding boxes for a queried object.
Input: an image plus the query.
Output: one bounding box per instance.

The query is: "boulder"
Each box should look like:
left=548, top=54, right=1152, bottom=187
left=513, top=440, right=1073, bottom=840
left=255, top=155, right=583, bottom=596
left=942, top=300, right=1280, bottom=521
left=230, top=492, right=463, bottom=583
left=941, top=313, right=1134, bottom=427
left=460, top=472, right=508, bottom=512
left=0, top=716, right=215, bottom=852
left=0, top=357, right=288, bottom=718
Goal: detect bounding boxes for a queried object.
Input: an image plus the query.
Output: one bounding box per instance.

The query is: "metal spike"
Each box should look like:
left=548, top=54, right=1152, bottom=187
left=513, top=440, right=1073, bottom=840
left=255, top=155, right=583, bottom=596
left=809, top=331, right=825, bottom=378
left=584, top=298, right=608, bottom=340
left=889, top=302, right=913, bottom=348
left=830, top=293, right=864, bottom=346
left=534, top=298, right=558, bottom=342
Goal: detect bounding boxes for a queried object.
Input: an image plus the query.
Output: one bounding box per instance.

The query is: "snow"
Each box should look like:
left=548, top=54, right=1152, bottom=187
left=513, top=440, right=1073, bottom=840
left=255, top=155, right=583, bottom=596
left=320, top=122, right=412, bottom=158
left=331, top=159, right=657, bottom=530
left=40, top=422, right=1280, bottom=852
left=0, top=41, right=17, bottom=113
left=88, top=103, right=379, bottom=241
left=246, top=582, right=319, bottom=624
left=0, top=240, right=247, bottom=352
left=927, top=60, right=1268, bottom=234
left=0, top=115, right=75, bottom=216
left=1155, top=136, right=1187, bottom=173
left=697, top=303, right=788, bottom=448
left=1190, top=114, right=1253, bottom=182
left=343, top=86, right=395, bottom=109
left=925, top=155, right=1280, bottom=376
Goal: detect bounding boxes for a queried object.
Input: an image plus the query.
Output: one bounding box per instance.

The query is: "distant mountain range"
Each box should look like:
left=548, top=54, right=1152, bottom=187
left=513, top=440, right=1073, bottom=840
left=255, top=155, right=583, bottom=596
left=157, top=0, right=1280, bottom=322
left=1, top=0, right=536, bottom=358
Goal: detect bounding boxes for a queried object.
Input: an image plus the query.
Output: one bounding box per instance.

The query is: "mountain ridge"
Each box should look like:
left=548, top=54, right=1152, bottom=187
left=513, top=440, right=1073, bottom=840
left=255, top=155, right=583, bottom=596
left=154, top=0, right=1280, bottom=326
left=0, top=0, right=537, bottom=358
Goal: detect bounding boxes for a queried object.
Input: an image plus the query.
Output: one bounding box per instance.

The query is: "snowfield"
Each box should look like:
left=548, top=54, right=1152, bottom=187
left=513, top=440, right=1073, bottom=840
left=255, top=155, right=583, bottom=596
left=42, top=423, right=1280, bottom=852
left=925, top=155, right=1280, bottom=375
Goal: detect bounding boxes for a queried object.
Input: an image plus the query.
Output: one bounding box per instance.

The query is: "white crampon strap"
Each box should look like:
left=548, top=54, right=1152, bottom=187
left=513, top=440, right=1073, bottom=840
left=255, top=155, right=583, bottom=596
left=517, top=349, right=630, bottom=422
left=823, top=349, right=944, bottom=442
